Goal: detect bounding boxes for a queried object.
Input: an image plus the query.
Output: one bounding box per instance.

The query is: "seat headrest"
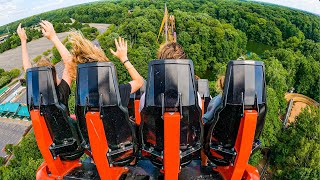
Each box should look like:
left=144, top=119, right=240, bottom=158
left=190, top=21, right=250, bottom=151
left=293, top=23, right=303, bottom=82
left=145, top=59, right=197, bottom=107
left=197, top=79, right=210, bottom=98
left=26, top=66, right=58, bottom=108
left=76, top=62, right=121, bottom=108
left=223, top=60, right=266, bottom=106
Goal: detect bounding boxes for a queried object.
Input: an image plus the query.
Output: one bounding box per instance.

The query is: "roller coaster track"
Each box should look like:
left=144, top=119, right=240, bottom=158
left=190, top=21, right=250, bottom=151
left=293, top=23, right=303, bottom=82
left=285, top=93, right=319, bottom=106
left=157, top=3, right=176, bottom=43
left=283, top=93, right=319, bottom=127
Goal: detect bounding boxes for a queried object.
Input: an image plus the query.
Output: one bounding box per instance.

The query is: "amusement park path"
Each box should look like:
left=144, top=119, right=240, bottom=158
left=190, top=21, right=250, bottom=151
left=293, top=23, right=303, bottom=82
left=0, top=118, right=32, bottom=157
left=0, top=32, right=69, bottom=71
left=0, top=23, right=110, bottom=71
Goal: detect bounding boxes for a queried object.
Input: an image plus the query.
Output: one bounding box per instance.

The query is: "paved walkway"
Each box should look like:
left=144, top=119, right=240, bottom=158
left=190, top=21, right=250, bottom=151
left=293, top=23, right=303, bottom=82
left=0, top=117, right=31, bottom=157
left=88, top=23, right=110, bottom=34
left=0, top=32, right=68, bottom=71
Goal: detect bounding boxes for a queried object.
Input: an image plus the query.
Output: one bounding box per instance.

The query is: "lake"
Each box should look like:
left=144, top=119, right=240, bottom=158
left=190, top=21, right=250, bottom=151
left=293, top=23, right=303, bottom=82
left=246, top=41, right=275, bottom=56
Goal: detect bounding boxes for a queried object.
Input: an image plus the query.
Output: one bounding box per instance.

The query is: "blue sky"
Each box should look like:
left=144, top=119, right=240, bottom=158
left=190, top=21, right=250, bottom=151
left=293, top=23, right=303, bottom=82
left=0, top=0, right=100, bottom=26
left=0, top=0, right=319, bottom=26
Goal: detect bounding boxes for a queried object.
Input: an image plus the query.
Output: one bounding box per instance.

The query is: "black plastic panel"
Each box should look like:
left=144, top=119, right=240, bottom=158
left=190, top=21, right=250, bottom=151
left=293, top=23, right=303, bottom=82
left=223, top=60, right=266, bottom=106
left=26, top=66, right=83, bottom=160
left=141, top=59, right=202, bottom=167
left=145, top=59, right=197, bottom=107
left=76, top=62, right=136, bottom=165
left=76, top=62, right=121, bottom=146
left=76, top=62, right=121, bottom=108
left=206, top=60, right=267, bottom=166
left=26, top=67, right=58, bottom=108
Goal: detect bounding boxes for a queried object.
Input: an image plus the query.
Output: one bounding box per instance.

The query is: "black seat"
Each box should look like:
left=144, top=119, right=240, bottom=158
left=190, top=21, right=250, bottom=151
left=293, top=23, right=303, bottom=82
left=196, top=79, right=211, bottom=113
left=26, top=66, right=84, bottom=160
left=76, top=62, right=137, bottom=166
left=205, top=60, right=267, bottom=166
left=140, top=59, right=202, bottom=167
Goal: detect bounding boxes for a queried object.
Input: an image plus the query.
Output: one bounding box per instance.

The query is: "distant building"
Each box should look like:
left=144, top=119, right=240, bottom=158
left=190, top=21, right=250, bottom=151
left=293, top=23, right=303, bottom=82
left=0, top=34, right=9, bottom=44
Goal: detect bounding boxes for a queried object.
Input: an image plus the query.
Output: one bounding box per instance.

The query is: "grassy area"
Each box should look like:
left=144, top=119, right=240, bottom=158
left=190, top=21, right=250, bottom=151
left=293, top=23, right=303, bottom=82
left=7, top=80, right=18, bottom=87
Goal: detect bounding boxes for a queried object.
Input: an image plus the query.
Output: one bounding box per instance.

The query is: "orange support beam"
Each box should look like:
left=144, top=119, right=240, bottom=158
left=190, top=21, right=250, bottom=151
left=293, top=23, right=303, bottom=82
left=216, top=110, right=259, bottom=180
left=163, top=112, right=181, bottom=180
left=30, top=110, right=81, bottom=180
left=85, top=112, right=128, bottom=180
left=243, top=164, right=260, bottom=180
left=134, top=100, right=141, bottom=125
left=201, top=99, right=205, bottom=116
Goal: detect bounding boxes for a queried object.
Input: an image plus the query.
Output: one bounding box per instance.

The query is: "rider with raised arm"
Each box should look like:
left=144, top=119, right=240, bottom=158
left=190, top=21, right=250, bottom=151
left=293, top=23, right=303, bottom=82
left=68, top=31, right=144, bottom=106
left=18, top=20, right=143, bottom=111
left=17, top=22, right=73, bottom=114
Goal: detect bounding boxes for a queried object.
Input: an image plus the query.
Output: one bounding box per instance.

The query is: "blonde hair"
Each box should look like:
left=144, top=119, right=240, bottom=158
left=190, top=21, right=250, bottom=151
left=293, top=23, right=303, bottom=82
left=36, top=58, right=53, bottom=67
left=216, top=75, right=225, bottom=92
left=157, top=42, right=186, bottom=59
left=69, top=31, right=109, bottom=64
left=68, top=31, right=110, bottom=79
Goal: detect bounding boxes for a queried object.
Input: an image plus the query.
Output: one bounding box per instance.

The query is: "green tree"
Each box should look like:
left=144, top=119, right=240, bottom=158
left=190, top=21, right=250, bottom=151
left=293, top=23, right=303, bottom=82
left=8, top=69, right=21, bottom=78
left=51, top=46, right=62, bottom=64
left=4, top=144, right=13, bottom=155
left=0, top=133, right=42, bottom=180
left=295, top=57, right=320, bottom=100
left=9, top=34, right=20, bottom=49
left=272, top=107, right=320, bottom=179
left=33, top=55, right=42, bottom=63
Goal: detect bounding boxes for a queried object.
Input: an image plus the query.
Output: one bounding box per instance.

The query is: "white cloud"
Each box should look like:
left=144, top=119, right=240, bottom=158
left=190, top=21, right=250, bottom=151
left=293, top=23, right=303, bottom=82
left=0, top=0, right=25, bottom=20
left=32, top=0, right=65, bottom=10
left=0, top=0, right=99, bottom=26
left=252, top=0, right=320, bottom=15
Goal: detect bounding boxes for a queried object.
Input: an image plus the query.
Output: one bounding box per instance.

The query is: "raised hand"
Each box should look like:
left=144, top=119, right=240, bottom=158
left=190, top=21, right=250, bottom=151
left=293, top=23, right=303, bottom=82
left=17, top=23, right=27, bottom=42
left=39, top=20, right=57, bottom=40
left=110, top=37, right=128, bottom=63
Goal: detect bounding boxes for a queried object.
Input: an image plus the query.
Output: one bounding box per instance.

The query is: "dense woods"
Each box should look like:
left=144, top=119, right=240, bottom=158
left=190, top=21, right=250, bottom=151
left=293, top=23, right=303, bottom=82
left=0, top=0, right=319, bottom=179
left=0, top=68, right=20, bottom=88
left=272, top=107, right=320, bottom=179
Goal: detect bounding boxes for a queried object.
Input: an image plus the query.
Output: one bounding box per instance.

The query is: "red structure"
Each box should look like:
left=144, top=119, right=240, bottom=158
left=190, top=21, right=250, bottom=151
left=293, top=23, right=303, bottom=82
left=214, top=110, right=260, bottom=180
left=31, top=110, right=81, bottom=180
left=27, top=60, right=265, bottom=180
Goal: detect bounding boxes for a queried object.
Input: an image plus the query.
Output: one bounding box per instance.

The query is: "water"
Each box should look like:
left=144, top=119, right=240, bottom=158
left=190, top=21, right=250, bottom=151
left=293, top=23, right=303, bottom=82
left=246, top=41, right=275, bottom=56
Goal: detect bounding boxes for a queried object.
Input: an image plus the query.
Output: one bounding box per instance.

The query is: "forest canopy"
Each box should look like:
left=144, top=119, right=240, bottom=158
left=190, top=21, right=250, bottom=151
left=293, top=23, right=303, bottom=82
left=0, top=0, right=319, bottom=179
